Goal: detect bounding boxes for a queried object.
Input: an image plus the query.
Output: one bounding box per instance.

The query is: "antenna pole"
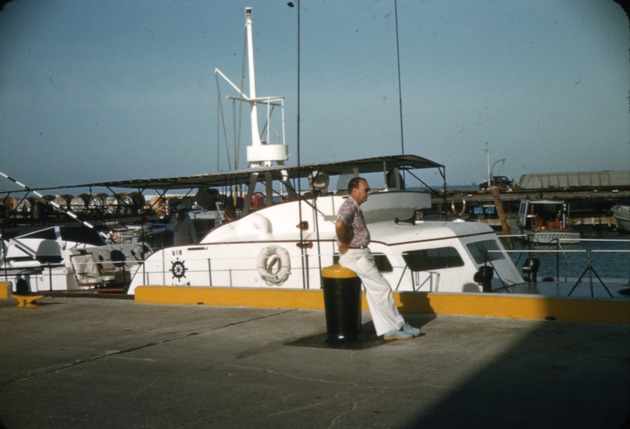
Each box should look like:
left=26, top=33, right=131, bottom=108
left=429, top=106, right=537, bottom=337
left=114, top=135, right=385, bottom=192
left=394, top=0, right=405, bottom=155
left=296, top=1, right=308, bottom=288
left=486, top=142, right=491, bottom=186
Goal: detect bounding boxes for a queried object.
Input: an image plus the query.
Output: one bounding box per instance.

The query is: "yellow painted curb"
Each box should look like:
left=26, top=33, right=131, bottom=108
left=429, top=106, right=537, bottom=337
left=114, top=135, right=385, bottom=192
left=395, top=292, right=630, bottom=325
left=135, top=286, right=329, bottom=310
left=0, top=282, right=10, bottom=299
left=135, top=286, right=630, bottom=325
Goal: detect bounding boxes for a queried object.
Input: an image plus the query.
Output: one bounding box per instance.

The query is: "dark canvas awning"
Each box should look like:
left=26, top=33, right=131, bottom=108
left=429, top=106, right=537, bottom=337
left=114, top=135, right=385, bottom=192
left=22, top=154, right=445, bottom=192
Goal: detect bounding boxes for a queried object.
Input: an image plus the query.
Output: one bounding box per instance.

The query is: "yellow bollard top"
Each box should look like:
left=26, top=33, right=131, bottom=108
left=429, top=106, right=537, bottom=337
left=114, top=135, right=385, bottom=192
left=321, top=264, right=358, bottom=279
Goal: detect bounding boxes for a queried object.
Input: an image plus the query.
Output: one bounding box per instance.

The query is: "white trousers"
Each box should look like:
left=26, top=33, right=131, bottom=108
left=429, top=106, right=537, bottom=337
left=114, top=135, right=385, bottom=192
left=339, top=248, right=405, bottom=336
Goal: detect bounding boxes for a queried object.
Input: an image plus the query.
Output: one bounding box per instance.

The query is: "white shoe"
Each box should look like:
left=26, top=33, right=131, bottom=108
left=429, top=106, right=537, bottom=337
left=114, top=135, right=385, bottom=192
left=402, top=323, right=422, bottom=337
left=383, top=329, right=413, bottom=341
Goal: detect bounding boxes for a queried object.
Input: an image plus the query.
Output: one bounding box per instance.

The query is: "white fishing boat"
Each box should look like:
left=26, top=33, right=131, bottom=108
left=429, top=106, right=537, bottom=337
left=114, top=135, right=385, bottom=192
left=508, top=199, right=580, bottom=245
left=127, top=178, right=523, bottom=293
left=122, top=8, right=523, bottom=295
left=611, top=204, right=630, bottom=233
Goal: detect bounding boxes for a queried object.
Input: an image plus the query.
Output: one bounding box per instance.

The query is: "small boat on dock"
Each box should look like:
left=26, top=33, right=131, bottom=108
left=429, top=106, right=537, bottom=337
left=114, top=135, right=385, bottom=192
left=1, top=226, right=151, bottom=292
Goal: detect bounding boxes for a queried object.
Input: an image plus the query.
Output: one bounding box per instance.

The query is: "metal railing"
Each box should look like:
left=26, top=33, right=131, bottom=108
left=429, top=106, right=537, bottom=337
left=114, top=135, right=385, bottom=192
left=492, top=235, right=630, bottom=297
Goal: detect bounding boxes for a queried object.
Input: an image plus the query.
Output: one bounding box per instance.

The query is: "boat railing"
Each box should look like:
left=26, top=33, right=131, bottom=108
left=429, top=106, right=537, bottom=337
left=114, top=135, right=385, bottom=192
left=131, top=236, right=630, bottom=289
left=131, top=250, right=460, bottom=292
left=29, top=232, right=620, bottom=297
left=489, top=235, right=630, bottom=297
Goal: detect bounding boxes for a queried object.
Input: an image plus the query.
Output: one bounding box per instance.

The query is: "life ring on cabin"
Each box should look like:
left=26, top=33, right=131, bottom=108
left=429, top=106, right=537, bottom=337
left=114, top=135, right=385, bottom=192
left=451, top=195, right=466, bottom=216
left=257, top=246, right=291, bottom=286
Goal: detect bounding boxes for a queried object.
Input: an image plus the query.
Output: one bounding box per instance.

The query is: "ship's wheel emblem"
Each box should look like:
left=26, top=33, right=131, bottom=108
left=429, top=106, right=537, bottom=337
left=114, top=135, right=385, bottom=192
left=171, top=260, right=187, bottom=279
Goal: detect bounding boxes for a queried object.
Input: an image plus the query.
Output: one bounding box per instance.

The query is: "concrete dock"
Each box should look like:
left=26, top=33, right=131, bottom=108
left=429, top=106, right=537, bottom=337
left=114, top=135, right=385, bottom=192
left=1, top=295, right=628, bottom=428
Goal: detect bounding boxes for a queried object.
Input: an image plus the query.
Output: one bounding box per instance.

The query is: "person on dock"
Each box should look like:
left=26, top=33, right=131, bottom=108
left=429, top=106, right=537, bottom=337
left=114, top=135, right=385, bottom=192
left=169, top=204, right=198, bottom=245
left=335, top=177, right=422, bottom=341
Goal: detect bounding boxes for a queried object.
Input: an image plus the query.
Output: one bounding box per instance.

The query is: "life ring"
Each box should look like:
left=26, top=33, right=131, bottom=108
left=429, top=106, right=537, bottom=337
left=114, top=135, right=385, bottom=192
left=451, top=195, right=466, bottom=216
left=257, top=246, right=291, bottom=286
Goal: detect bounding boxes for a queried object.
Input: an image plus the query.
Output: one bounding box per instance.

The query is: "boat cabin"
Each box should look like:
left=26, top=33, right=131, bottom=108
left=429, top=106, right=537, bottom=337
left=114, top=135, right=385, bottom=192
left=517, top=199, right=568, bottom=231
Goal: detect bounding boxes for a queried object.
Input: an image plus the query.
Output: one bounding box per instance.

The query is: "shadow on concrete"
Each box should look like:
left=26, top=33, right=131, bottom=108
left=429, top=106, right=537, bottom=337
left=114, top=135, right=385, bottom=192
left=395, top=288, right=630, bottom=427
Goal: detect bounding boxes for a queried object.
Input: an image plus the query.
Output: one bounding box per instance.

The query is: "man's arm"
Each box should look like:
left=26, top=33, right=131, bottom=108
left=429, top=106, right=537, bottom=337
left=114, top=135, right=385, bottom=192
left=335, top=219, right=349, bottom=255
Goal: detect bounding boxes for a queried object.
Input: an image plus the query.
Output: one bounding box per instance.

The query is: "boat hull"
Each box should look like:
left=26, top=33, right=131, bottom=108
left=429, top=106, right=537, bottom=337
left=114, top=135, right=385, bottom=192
left=517, top=229, right=581, bottom=245
left=612, top=205, right=630, bottom=233
left=128, top=194, right=524, bottom=294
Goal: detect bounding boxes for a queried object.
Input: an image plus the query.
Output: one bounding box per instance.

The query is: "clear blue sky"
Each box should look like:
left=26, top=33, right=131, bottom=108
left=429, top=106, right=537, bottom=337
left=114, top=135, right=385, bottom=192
left=1, top=0, right=628, bottom=193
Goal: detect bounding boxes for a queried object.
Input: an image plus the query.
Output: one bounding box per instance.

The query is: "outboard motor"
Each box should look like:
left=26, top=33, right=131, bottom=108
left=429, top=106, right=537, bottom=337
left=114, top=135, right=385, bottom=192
left=522, top=258, right=540, bottom=283
left=474, top=266, right=494, bottom=293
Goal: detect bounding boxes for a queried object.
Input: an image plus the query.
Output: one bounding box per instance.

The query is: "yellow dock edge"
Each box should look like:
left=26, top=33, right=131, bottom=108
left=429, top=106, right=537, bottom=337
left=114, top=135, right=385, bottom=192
left=0, top=282, right=9, bottom=299
left=135, top=286, right=630, bottom=325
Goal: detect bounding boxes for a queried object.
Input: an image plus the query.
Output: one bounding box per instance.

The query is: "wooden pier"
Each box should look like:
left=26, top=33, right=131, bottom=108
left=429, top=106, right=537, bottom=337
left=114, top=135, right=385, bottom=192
left=433, top=185, right=630, bottom=230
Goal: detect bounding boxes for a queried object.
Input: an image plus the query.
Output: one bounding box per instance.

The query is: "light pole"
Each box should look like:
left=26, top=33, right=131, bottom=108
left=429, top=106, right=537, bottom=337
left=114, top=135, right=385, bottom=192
left=490, top=158, right=505, bottom=184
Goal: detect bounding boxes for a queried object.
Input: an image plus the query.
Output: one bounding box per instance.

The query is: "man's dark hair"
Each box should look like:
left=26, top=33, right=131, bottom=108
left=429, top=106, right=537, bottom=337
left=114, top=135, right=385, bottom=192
left=347, top=177, right=366, bottom=192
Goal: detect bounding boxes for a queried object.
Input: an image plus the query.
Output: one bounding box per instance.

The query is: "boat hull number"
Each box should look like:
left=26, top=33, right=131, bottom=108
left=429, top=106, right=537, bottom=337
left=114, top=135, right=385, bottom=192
left=257, top=246, right=291, bottom=286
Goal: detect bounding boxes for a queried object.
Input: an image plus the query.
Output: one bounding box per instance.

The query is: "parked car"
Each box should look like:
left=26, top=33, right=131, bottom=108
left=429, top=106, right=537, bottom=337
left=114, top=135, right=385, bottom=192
left=479, top=176, right=513, bottom=190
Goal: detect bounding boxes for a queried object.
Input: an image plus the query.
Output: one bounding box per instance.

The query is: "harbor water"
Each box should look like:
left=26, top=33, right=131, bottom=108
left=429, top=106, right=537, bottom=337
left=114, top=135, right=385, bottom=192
left=501, top=230, right=630, bottom=283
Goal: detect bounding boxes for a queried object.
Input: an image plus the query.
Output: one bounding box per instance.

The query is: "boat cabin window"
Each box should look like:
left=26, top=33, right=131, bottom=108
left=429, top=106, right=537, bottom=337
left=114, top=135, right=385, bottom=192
left=402, top=247, right=464, bottom=271
left=466, top=240, right=506, bottom=264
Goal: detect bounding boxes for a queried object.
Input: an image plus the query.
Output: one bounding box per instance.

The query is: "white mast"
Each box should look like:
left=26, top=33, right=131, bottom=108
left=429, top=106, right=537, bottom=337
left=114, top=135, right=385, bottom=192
left=243, top=7, right=288, bottom=168
left=245, top=7, right=261, bottom=148
left=213, top=7, right=292, bottom=212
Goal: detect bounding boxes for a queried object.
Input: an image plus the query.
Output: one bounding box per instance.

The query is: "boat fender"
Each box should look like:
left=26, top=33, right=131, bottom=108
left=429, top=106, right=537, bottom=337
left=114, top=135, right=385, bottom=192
left=257, top=246, right=291, bottom=286
left=451, top=196, right=466, bottom=216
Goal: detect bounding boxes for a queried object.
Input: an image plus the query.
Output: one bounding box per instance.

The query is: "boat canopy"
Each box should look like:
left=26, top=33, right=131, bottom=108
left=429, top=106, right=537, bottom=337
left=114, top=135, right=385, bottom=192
left=25, top=154, right=445, bottom=192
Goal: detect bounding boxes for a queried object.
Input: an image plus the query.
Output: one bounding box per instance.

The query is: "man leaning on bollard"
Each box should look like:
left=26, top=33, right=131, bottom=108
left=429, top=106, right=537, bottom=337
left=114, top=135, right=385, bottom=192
left=335, top=177, right=422, bottom=341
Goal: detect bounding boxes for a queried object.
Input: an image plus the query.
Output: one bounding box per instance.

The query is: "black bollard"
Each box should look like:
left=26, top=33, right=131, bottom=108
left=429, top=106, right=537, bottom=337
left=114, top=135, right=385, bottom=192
left=16, top=277, right=29, bottom=295
left=321, top=265, right=362, bottom=344
left=522, top=258, right=540, bottom=283
left=474, top=266, right=494, bottom=292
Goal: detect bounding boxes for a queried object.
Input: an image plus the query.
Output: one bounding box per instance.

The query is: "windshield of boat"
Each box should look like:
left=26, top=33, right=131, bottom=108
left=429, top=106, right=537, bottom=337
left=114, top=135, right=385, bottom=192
left=466, top=240, right=506, bottom=264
